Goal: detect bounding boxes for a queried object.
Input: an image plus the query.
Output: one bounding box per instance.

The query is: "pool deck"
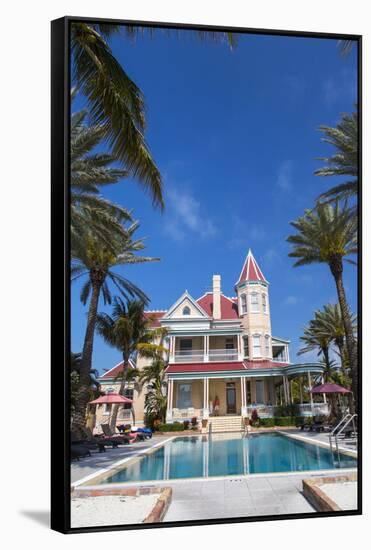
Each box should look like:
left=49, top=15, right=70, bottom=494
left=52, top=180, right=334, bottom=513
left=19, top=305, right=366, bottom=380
left=71, top=430, right=358, bottom=522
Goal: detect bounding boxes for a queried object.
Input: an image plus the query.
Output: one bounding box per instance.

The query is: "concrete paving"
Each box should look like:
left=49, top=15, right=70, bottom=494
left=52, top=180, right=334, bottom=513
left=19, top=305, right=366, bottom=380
left=163, top=474, right=317, bottom=521
left=71, top=435, right=172, bottom=484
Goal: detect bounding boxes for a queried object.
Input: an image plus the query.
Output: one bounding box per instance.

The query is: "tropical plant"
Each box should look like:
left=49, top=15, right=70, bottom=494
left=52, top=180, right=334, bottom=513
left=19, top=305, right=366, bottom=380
left=287, top=201, right=358, bottom=407
left=70, top=352, right=100, bottom=418
left=298, top=323, right=332, bottom=374
left=312, top=303, right=357, bottom=373
left=315, top=111, right=358, bottom=204
left=71, top=223, right=158, bottom=433
left=71, top=107, right=132, bottom=251
left=95, top=298, right=167, bottom=429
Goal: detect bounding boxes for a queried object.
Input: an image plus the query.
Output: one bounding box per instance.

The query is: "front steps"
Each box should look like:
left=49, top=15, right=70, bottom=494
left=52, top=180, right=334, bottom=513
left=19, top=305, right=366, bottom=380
left=207, top=415, right=243, bottom=433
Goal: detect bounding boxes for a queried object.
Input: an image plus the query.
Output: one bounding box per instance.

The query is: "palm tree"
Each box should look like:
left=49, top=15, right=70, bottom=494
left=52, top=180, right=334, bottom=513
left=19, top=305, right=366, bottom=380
left=287, top=201, right=358, bottom=407
left=140, top=357, right=169, bottom=426
left=71, top=108, right=132, bottom=251
left=313, top=303, right=357, bottom=374
left=71, top=23, right=164, bottom=209
left=70, top=352, right=100, bottom=418
left=71, top=23, right=237, bottom=210
left=96, top=298, right=167, bottom=430
left=298, top=324, right=332, bottom=375
left=71, top=223, right=158, bottom=433
left=315, top=110, right=358, bottom=204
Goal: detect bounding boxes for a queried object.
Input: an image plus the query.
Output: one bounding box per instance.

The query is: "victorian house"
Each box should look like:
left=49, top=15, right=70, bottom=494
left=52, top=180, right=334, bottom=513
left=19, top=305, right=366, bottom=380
left=97, top=250, right=328, bottom=431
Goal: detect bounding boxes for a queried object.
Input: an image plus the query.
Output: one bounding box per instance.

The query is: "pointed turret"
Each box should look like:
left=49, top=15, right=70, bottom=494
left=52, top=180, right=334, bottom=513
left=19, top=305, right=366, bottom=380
left=236, top=249, right=268, bottom=286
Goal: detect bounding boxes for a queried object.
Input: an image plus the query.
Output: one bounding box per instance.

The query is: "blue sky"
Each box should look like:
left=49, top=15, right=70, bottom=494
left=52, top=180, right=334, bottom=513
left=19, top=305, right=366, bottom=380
left=71, top=29, right=358, bottom=374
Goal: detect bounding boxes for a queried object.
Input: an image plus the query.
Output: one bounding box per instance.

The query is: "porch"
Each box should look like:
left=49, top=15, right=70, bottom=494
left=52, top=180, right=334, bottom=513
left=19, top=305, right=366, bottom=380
left=170, top=334, right=243, bottom=363
left=166, top=369, right=329, bottom=422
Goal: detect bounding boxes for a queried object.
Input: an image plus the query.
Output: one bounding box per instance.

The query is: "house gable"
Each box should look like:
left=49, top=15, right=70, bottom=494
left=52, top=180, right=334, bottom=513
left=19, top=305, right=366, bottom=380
left=163, top=291, right=210, bottom=320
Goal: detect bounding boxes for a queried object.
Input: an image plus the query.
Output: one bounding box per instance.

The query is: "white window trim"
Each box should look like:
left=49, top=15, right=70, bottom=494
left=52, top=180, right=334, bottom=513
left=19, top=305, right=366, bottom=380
left=250, top=292, right=259, bottom=313
left=262, top=293, right=268, bottom=314
left=264, top=334, right=271, bottom=357
left=240, top=293, right=247, bottom=314
left=252, top=334, right=262, bottom=357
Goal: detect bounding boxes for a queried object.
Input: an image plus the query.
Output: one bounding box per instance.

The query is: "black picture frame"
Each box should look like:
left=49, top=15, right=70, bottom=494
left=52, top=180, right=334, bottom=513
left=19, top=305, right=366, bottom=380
left=51, top=16, right=362, bottom=534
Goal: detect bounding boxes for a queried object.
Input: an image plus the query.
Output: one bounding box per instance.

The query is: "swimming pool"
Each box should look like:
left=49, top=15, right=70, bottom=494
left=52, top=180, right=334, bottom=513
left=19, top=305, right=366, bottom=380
left=102, top=433, right=357, bottom=484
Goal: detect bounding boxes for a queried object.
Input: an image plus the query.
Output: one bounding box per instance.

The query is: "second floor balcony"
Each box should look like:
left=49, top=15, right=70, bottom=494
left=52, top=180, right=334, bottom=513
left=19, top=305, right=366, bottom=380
left=170, top=334, right=243, bottom=363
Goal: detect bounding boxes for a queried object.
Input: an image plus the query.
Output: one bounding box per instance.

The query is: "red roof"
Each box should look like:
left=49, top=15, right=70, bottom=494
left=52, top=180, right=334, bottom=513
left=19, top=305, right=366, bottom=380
left=236, top=250, right=267, bottom=285
left=166, top=360, right=288, bottom=374
left=89, top=393, right=133, bottom=405
left=144, top=310, right=166, bottom=327
left=166, top=361, right=247, bottom=373
left=100, top=359, right=136, bottom=380
left=196, top=293, right=239, bottom=320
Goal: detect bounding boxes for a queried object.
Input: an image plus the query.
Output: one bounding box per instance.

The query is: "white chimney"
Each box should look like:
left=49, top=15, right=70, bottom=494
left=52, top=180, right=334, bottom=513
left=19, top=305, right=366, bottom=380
left=213, top=274, right=221, bottom=319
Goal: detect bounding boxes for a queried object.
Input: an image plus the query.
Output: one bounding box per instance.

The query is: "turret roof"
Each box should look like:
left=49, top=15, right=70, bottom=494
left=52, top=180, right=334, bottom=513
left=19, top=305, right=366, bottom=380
left=236, top=249, right=268, bottom=285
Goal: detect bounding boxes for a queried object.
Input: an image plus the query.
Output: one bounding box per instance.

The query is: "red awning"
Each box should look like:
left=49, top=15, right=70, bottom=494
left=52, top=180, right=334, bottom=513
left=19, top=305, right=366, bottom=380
left=310, top=383, right=351, bottom=394
left=89, top=393, right=133, bottom=405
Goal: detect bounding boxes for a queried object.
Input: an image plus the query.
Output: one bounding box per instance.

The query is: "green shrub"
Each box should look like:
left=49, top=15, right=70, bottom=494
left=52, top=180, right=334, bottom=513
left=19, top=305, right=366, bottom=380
left=273, top=416, right=296, bottom=426
left=259, top=418, right=275, bottom=427
left=158, top=422, right=185, bottom=432
left=273, top=404, right=300, bottom=417
left=183, top=420, right=190, bottom=430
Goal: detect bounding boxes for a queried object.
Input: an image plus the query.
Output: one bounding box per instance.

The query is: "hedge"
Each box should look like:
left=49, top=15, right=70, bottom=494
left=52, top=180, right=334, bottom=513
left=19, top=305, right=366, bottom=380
left=158, top=422, right=185, bottom=432
left=258, top=416, right=309, bottom=427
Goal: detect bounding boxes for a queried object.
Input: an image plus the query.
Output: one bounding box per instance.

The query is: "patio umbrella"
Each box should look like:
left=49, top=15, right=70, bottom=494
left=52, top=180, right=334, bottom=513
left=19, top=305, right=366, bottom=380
left=310, top=383, right=351, bottom=394
left=89, top=393, right=133, bottom=405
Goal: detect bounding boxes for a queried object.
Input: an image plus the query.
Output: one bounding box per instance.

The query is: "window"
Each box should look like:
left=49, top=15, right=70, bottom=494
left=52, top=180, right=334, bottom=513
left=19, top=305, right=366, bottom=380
left=255, top=380, right=265, bottom=404
left=179, top=338, right=192, bottom=356
left=250, top=292, right=259, bottom=312
left=241, top=293, right=247, bottom=314
left=243, top=336, right=249, bottom=358
left=265, top=335, right=270, bottom=356
left=182, top=306, right=191, bottom=315
left=177, top=383, right=192, bottom=408
left=253, top=335, right=261, bottom=357
left=262, top=293, right=267, bottom=313
left=123, top=389, right=134, bottom=409
left=225, top=337, right=234, bottom=350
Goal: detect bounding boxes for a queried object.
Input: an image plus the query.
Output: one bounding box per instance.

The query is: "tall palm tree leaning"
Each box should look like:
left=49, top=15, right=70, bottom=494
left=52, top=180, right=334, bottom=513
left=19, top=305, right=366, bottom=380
left=71, top=106, right=133, bottom=252
left=315, top=110, right=358, bottom=205
left=96, top=298, right=168, bottom=430
left=71, top=222, right=159, bottom=433
left=287, top=201, right=358, bottom=409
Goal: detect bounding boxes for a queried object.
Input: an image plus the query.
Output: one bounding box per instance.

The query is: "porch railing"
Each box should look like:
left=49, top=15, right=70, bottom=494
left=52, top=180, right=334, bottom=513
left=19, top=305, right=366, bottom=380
left=246, top=405, right=274, bottom=418
left=298, top=403, right=330, bottom=416
left=173, top=348, right=239, bottom=363
left=171, top=408, right=202, bottom=420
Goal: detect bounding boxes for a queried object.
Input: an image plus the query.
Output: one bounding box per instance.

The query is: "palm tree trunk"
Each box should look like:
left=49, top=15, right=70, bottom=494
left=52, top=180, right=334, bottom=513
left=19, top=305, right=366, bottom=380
left=109, top=359, right=130, bottom=431
left=72, top=279, right=101, bottom=435
left=330, top=260, right=358, bottom=412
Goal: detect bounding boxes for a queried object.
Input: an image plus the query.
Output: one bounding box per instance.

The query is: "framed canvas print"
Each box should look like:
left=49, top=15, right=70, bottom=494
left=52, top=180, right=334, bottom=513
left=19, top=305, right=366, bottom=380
left=51, top=16, right=362, bottom=533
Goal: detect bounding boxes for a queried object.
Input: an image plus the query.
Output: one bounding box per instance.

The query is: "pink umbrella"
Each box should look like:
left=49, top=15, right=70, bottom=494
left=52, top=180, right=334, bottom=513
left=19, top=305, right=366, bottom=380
left=89, top=393, right=133, bottom=405
left=310, top=383, right=351, bottom=394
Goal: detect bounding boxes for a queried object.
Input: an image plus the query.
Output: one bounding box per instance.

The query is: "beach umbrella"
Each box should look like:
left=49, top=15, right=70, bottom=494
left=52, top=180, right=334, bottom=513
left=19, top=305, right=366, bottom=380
left=310, top=383, right=351, bottom=394
left=89, top=393, right=133, bottom=405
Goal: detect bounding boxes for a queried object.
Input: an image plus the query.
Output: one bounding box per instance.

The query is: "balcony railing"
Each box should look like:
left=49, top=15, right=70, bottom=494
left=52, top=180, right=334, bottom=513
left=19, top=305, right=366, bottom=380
left=173, top=348, right=240, bottom=363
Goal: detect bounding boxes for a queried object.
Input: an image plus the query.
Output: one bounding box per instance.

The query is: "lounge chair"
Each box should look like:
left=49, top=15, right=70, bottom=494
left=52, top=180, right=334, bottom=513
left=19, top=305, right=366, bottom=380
left=117, top=424, right=150, bottom=440
left=81, top=426, right=120, bottom=449
left=71, top=443, right=91, bottom=461
left=100, top=423, right=134, bottom=443
left=71, top=430, right=106, bottom=453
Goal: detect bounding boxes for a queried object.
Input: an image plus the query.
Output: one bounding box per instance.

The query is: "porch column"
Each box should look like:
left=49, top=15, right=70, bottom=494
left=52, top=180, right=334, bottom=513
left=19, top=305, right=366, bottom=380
left=241, top=377, right=247, bottom=417
left=204, top=335, right=209, bottom=362
left=299, top=376, right=303, bottom=404
left=282, top=376, right=288, bottom=404
left=203, top=377, right=209, bottom=418
left=170, top=336, right=175, bottom=362
left=237, top=335, right=243, bottom=361
left=166, top=379, right=174, bottom=422
left=321, top=376, right=327, bottom=404
left=308, top=371, right=314, bottom=410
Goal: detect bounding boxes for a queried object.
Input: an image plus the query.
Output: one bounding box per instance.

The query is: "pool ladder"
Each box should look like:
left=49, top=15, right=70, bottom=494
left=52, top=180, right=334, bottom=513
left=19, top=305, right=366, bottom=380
left=329, top=413, right=358, bottom=457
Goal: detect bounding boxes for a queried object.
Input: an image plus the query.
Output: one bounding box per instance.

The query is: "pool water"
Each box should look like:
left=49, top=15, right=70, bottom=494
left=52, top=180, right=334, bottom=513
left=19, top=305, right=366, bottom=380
left=103, top=433, right=357, bottom=484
